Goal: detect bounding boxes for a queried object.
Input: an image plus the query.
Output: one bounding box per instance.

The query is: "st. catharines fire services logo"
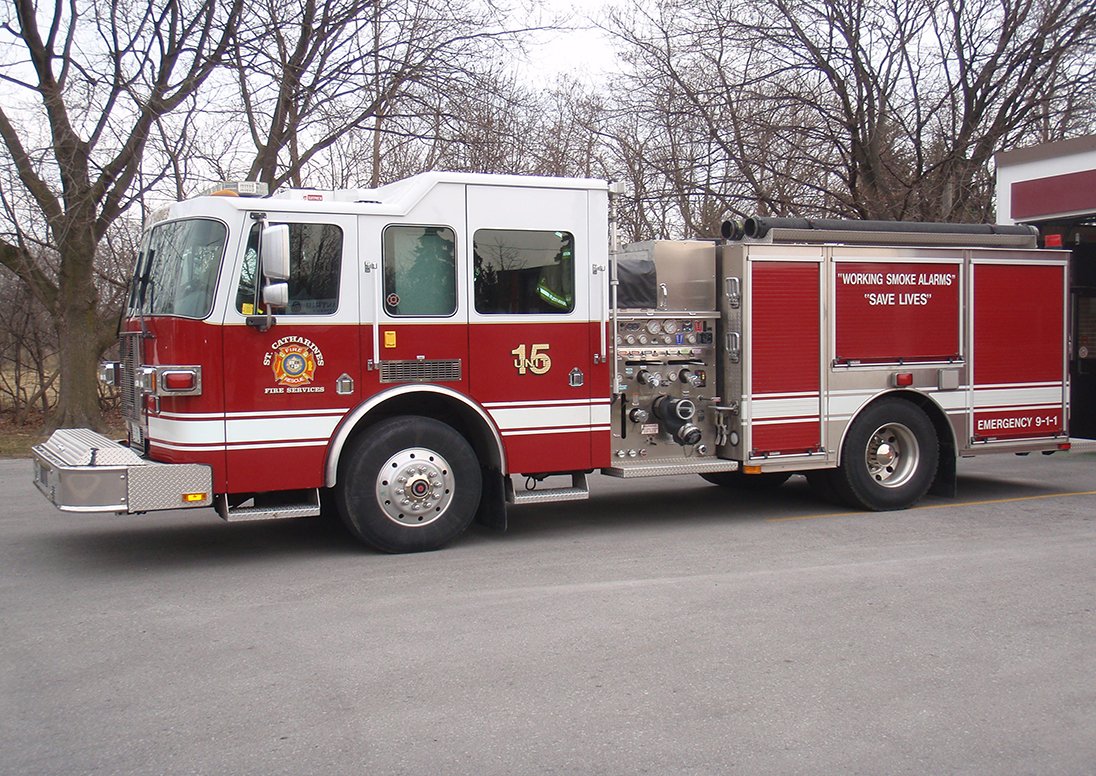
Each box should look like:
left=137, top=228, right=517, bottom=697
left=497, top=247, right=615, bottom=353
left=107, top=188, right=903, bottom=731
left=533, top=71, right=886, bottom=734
left=264, top=336, right=325, bottom=389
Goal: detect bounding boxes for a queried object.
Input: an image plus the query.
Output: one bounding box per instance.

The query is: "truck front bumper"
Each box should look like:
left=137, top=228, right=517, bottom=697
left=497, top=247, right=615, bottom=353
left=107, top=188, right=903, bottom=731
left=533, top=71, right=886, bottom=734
left=33, top=429, right=213, bottom=514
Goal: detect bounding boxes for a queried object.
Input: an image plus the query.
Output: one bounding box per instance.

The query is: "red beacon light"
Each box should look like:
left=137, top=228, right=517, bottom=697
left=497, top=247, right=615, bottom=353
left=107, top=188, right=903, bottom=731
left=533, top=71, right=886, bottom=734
left=162, top=371, right=196, bottom=391
left=155, top=367, right=202, bottom=396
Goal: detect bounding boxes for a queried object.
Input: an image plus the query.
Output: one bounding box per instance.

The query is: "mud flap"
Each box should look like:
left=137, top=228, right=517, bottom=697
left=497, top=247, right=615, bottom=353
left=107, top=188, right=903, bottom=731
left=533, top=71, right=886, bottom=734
left=929, top=452, right=957, bottom=498
left=474, top=466, right=508, bottom=531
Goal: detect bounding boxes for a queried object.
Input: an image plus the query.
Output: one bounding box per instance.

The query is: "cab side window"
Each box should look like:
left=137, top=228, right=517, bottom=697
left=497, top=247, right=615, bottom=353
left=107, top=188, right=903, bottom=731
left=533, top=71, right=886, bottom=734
left=382, top=225, right=457, bottom=317
left=236, top=222, right=342, bottom=315
left=474, top=229, right=575, bottom=314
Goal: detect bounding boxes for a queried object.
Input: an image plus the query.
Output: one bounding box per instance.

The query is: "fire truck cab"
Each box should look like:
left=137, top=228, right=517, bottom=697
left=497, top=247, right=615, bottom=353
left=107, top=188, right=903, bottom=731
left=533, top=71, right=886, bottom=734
left=33, top=172, right=1075, bottom=552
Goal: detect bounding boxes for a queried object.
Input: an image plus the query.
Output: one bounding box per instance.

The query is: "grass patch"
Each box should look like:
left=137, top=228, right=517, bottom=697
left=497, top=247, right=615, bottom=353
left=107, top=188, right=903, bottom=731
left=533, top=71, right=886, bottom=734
left=0, top=411, right=126, bottom=459
left=0, top=417, right=48, bottom=459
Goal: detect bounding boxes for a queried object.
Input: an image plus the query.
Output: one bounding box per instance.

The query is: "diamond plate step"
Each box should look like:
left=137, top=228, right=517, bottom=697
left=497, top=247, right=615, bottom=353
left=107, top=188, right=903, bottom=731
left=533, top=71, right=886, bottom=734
left=217, top=491, right=322, bottom=521
left=506, top=473, right=589, bottom=505
left=602, top=458, right=740, bottom=478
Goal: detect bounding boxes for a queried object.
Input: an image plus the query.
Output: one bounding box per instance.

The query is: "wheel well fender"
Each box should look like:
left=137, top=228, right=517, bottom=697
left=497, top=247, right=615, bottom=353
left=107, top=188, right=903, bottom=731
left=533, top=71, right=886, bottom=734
left=325, top=385, right=505, bottom=488
left=837, top=389, right=958, bottom=469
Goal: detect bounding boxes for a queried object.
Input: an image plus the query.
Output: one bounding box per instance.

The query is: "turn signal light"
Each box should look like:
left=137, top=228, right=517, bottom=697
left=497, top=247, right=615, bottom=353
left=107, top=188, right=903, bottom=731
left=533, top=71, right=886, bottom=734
left=182, top=492, right=208, bottom=503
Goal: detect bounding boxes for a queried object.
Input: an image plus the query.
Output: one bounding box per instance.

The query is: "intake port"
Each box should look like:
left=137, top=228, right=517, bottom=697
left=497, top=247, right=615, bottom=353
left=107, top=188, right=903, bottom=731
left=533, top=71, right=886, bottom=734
left=652, top=396, right=703, bottom=446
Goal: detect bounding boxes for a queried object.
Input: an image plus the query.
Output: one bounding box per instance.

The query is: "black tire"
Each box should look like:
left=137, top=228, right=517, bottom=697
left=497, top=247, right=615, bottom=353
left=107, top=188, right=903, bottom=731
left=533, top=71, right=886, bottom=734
left=831, top=399, right=939, bottom=511
left=700, top=470, right=792, bottom=490
left=335, top=416, right=482, bottom=553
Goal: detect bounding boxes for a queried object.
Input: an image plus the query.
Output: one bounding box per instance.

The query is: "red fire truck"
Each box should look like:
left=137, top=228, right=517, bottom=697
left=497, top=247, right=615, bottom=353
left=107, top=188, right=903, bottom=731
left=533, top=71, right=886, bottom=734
left=33, top=172, right=1074, bottom=552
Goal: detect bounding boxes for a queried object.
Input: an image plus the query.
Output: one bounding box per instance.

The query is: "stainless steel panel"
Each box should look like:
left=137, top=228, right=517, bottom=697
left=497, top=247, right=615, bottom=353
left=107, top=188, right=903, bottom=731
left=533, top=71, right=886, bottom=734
left=32, top=428, right=212, bottom=514
left=36, top=428, right=144, bottom=467
left=617, top=240, right=716, bottom=312
left=33, top=448, right=129, bottom=513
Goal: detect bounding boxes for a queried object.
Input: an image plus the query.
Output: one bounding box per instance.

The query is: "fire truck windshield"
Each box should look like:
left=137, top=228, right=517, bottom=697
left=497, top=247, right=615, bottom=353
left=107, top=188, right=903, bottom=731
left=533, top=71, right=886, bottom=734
left=129, top=218, right=228, bottom=319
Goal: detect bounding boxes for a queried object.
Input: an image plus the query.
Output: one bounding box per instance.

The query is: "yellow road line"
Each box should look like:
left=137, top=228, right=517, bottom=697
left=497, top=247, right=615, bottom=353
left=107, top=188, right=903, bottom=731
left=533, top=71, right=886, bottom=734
left=766, top=489, right=1096, bottom=523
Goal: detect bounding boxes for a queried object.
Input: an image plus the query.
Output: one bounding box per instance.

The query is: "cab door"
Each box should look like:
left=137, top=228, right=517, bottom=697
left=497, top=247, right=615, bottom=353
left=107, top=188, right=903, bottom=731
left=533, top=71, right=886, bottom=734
left=362, top=206, right=468, bottom=395
left=466, top=184, right=598, bottom=474
left=221, top=213, right=361, bottom=494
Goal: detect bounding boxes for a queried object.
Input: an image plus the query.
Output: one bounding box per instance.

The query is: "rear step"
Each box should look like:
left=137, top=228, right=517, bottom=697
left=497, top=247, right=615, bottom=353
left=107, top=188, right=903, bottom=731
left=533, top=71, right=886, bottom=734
left=506, top=473, right=590, bottom=505
left=216, top=490, right=322, bottom=522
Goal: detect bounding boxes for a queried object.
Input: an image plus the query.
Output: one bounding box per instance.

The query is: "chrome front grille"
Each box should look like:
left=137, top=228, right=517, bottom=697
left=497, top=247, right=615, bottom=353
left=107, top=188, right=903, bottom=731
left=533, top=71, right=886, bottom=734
left=119, top=331, right=144, bottom=449
left=379, top=359, right=462, bottom=384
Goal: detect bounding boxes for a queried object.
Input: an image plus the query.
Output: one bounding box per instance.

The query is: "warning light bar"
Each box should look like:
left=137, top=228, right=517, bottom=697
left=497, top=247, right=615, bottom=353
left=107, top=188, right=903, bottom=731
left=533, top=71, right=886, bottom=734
left=199, top=181, right=269, bottom=198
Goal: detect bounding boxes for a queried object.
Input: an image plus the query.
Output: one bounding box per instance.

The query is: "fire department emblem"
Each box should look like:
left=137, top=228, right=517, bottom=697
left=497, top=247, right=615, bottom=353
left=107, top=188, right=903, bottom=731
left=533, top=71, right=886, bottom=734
left=264, top=336, right=325, bottom=387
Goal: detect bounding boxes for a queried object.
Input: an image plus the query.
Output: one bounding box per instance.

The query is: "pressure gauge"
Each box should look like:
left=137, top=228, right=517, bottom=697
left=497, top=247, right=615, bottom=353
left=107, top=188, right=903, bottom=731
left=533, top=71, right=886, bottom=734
left=662, top=319, right=680, bottom=334
left=638, top=334, right=649, bottom=345
left=625, top=335, right=636, bottom=345
left=686, top=333, right=698, bottom=344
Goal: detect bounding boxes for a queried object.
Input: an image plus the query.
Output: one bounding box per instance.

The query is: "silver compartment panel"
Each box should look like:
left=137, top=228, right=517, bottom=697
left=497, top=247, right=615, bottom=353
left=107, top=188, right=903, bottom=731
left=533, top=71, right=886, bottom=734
left=33, top=429, right=212, bottom=514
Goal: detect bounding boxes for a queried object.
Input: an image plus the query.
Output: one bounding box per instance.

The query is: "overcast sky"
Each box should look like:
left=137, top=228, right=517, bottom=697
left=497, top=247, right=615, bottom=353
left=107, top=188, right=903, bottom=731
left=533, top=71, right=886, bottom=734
left=517, top=0, right=622, bottom=84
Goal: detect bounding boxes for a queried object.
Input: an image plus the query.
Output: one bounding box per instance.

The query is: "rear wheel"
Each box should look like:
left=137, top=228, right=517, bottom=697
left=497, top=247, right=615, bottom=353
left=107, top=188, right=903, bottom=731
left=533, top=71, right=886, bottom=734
left=831, top=399, right=938, bottom=511
left=336, top=416, right=482, bottom=553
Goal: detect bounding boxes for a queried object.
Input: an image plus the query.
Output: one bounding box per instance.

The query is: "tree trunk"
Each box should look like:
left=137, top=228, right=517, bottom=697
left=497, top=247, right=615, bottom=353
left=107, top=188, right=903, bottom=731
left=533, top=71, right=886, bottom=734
left=50, top=236, right=105, bottom=432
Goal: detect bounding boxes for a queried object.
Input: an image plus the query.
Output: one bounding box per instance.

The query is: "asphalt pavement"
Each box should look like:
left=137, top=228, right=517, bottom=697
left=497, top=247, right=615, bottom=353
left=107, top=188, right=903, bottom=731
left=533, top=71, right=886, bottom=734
left=3, top=452, right=1095, bottom=774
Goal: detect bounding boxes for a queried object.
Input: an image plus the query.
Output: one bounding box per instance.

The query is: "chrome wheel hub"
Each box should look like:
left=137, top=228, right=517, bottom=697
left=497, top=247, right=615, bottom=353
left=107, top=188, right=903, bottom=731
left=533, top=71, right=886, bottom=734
left=865, top=423, right=919, bottom=488
left=375, top=447, right=454, bottom=526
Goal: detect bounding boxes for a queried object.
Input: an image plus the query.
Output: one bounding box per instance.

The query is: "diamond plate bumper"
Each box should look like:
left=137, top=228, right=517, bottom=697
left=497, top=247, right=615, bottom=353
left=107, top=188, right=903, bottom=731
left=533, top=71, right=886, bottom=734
left=33, top=429, right=212, bottom=514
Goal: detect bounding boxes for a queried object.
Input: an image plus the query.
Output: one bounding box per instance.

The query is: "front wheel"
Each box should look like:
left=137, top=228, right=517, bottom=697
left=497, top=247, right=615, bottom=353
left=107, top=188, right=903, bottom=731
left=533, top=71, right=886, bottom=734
left=831, top=399, right=939, bottom=511
left=336, top=416, right=482, bottom=553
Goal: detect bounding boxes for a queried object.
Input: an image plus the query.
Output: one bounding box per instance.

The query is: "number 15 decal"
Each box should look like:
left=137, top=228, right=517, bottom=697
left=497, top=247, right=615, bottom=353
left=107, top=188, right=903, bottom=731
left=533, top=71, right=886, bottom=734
left=511, top=343, right=552, bottom=375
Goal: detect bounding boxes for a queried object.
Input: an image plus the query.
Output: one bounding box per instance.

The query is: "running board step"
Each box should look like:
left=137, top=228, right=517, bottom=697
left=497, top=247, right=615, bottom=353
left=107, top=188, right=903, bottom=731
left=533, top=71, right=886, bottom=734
left=506, top=473, right=589, bottom=505
left=216, top=490, right=322, bottom=522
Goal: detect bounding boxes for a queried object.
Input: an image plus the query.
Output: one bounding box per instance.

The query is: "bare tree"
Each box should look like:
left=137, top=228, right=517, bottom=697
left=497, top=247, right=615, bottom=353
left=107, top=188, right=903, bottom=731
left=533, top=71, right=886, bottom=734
left=221, top=0, right=543, bottom=192
left=0, top=267, right=57, bottom=422
left=0, top=0, right=242, bottom=429
left=606, top=0, right=1096, bottom=229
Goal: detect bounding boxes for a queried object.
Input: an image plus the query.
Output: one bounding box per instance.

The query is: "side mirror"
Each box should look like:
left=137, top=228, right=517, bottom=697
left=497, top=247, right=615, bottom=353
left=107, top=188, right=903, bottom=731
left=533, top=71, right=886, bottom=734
left=262, top=282, right=289, bottom=308
left=261, top=224, right=290, bottom=281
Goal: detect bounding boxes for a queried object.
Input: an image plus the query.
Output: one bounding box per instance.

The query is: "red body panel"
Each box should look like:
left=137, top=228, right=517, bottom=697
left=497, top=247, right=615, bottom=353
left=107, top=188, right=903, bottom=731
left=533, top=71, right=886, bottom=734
left=126, top=318, right=229, bottom=489
left=470, top=321, right=602, bottom=473
left=835, top=262, right=961, bottom=363
left=973, top=408, right=1064, bottom=440
left=750, top=262, right=821, bottom=455
left=973, top=265, right=1064, bottom=385
left=972, top=263, right=1066, bottom=441
left=219, top=322, right=365, bottom=493
left=135, top=315, right=607, bottom=492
